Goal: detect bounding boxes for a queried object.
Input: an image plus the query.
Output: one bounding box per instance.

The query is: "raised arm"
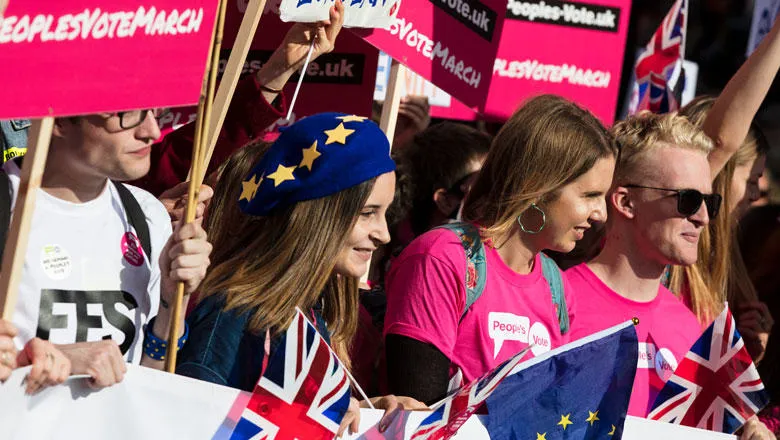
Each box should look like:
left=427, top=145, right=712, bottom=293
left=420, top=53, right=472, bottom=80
left=704, top=18, right=780, bottom=178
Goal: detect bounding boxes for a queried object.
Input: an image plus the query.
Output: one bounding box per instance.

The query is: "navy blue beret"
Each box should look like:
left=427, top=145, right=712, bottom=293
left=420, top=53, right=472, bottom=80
left=239, top=112, right=396, bottom=216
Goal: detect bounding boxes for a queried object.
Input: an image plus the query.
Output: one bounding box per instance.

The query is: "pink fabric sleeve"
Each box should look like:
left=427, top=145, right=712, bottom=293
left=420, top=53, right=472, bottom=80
left=384, top=252, right=466, bottom=361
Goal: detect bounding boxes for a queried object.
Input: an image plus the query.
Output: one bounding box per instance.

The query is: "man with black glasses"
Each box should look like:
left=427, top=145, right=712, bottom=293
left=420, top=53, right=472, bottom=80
left=3, top=109, right=211, bottom=389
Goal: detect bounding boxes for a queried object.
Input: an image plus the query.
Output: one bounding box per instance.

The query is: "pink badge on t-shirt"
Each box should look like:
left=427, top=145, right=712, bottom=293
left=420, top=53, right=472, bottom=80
left=565, top=263, right=701, bottom=417
left=121, top=232, right=144, bottom=267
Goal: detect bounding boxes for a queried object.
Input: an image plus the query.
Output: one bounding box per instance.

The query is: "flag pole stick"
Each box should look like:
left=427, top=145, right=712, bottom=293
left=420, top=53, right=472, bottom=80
left=359, top=59, right=405, bottom=286
left=190, top=0, right=268, bottom=182
left=165, top=0, right=228, bottom=373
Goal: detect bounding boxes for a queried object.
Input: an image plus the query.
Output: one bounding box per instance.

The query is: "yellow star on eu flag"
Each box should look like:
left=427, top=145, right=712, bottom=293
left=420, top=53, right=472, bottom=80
left=268, top=164, right=296, bottom=187
left=536, top=433, right=546, bottom=440
left=239, top=174, right=262, bottom=201
left=324, top=123, right=355, bottom=145
left=299, top=140, right=321, bottom=171
left=557, top=414, right=573, bottom=431
left=337, top=114, right=367, bottom=123
left=609, top=424, right=616, bottom=436
left=586, top=410, right=600, bottom=426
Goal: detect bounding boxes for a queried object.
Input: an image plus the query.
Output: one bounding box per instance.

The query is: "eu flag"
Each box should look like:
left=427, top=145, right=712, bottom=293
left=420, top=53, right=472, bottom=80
left=485, top=322, right=638, bottom=440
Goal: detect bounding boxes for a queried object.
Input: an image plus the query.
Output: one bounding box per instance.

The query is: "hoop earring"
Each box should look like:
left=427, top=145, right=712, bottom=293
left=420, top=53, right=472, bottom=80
left=517, top=203, right=546, bottom=234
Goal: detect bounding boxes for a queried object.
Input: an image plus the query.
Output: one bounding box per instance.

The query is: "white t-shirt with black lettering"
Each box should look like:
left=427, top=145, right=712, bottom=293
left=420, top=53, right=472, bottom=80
left=5, top=161, right=172, bottom=364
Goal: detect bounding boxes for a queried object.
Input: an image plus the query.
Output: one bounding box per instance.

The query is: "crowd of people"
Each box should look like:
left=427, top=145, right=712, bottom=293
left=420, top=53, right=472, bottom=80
left=2, top=1, right=780, bottom=438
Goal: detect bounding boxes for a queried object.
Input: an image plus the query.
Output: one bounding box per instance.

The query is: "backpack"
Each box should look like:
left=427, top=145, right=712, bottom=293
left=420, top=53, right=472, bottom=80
left=438, top=221, right=570, bottom=334
left=0, top=163, right=152, bottom=265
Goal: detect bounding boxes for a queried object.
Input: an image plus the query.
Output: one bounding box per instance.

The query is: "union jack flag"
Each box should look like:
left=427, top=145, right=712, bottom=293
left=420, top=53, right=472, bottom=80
left=629, top=0, right=687, bottom=114
left=411, top=347, right=530, bottom=440
left=230, top=309, right=352, bottom=440
left=648, top=305, right=770, bottom=434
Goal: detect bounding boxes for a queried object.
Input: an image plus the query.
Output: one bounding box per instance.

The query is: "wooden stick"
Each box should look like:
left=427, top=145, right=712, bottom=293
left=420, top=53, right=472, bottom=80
left=360, top=59, right=405, bottom=285
left=378, top=59, right=406, bottom=147
left=0, top=118, right=54, bottom=321
left=165, top=0, right=228, bottom=373
left=191, top=0, right=268, bottom=182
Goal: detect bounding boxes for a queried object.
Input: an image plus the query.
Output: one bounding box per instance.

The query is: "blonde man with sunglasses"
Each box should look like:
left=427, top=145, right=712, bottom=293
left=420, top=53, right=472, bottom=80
left=566, top=112, right=774, bottom=439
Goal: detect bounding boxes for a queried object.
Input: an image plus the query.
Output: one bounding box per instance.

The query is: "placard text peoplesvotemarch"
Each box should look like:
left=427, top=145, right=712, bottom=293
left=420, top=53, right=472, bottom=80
left=0, top=0, right=219, bottom=119
left=158, top=1, right=379, bottom=135
left=355, top=0, right=507, bottom=108
left=432, top=0, right=630, bottom=124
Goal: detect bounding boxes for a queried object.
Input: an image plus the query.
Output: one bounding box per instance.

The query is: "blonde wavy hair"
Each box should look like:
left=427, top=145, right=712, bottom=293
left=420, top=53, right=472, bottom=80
left=610, top=111, right=714, bottom=186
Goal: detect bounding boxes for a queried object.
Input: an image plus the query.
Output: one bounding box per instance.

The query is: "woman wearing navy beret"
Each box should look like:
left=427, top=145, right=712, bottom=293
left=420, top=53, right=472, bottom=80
left=176, top=113, right=423, bottom=436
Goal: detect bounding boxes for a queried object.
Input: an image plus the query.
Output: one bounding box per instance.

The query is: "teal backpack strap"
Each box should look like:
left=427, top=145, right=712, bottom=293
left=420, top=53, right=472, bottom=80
left=436, top=222, right=487, bottom=322
left=540, top=253, right=570, bottom=335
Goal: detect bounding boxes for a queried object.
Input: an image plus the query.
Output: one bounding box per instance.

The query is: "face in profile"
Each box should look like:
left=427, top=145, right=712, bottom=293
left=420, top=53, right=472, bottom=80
left=627, top=146, right=714, bottom=266
left=729, top=154, right=766, bottom=217
left=535, top=156, right=616, bottom=253
left=55, top=110, right=161, bottom=182
left=333, top=171, right=396, bottom=278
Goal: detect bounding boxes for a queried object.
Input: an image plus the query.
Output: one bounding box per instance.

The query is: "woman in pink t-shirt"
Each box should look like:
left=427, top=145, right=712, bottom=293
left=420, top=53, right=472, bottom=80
left=383, top=95, right=620, bottom=404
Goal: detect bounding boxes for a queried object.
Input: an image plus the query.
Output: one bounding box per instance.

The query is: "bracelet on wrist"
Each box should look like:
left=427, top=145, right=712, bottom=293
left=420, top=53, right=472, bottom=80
left=259, top=83, right=283, bottom=94
left=143, top=317, right=189, bottom=361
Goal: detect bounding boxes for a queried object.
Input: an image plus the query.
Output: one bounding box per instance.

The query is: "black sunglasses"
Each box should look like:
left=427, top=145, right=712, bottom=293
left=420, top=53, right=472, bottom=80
left=446, top=171, right=479, bottom=198
left=624, top=184, right=722, bottom=219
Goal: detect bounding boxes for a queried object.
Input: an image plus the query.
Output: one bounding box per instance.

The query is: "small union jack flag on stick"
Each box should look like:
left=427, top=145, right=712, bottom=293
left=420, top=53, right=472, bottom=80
left=411, top=346, right=531, bottom=440
left=229, top=309, right=353, bottom=440
left=648, top=304, right=770, bottom=434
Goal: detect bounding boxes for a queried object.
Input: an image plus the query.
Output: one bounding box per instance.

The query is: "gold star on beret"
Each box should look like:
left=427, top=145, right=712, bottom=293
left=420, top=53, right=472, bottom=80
left=299, top=141, right=321, bottom=172
left=267, top=164, right=296, bottom=187
left=324, top=123, right=355, bottom=145
left=239, top=175, right=262, bottom=201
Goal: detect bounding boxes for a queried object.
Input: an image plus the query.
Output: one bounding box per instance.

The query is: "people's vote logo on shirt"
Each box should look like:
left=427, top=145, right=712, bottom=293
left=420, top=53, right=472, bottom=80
left=488, top=312, right=551, bottom=358
left=36, top=289, right=139, bottom=355
left=121, top=232, right=145, bottom=267
left=638, top=341, right=679, bottom=383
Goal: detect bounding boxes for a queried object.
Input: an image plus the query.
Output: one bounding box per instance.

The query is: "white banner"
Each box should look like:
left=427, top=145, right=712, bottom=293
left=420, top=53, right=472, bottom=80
left=280, top=0, right=400, bottom=29
left=747, top=0, right=780, bottom=56
left=0, top=365, right=735, bottom=439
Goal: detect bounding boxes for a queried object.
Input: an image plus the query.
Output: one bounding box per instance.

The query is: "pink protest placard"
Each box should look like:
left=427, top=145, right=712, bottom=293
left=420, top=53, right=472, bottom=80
left=431, top=0, right=631, bottom=125
left=159, top=5, right=378, bottom=135
left=353, top=0, right=507, bottom=109
left=0, top=0, right=219, bottom=119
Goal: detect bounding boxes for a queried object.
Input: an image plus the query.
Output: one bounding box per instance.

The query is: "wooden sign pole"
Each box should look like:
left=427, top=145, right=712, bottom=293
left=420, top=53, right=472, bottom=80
left=189, top=0, right=267, bottom=184
left=0, top=117, right=54, bottom=320
left=165, top=0, right=228, bottom=373
left=360, top=59, right=406, bottom=285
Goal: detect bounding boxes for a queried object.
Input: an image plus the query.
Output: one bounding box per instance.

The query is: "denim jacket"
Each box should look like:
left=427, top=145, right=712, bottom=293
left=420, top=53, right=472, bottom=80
left=176, top=294, right=331, bottom=392
left=0, top=119, right=30, bottom=162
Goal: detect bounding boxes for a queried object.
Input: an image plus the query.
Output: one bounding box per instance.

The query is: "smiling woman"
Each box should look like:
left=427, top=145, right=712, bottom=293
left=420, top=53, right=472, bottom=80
left=384, top=95, right=619, bottom=405
left=175, top=113, right=415, bottom=436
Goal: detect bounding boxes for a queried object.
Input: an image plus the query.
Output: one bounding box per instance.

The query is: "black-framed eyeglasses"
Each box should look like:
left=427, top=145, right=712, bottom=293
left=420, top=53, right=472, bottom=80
left=624, top=184, right=722, bottom=219
left=116, top=109, right=155, bottom=129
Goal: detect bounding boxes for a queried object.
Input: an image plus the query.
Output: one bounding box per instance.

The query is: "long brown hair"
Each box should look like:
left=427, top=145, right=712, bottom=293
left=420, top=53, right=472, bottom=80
left=201, top=142, right=375, bottom=366
left=670, top=96, right=769, bottom=323
left=462, top=95, right=617, bottom=244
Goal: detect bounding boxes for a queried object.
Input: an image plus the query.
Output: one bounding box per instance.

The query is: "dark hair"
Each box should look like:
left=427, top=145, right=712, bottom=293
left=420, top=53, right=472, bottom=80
left=398, top=122, right=491, bottom=236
